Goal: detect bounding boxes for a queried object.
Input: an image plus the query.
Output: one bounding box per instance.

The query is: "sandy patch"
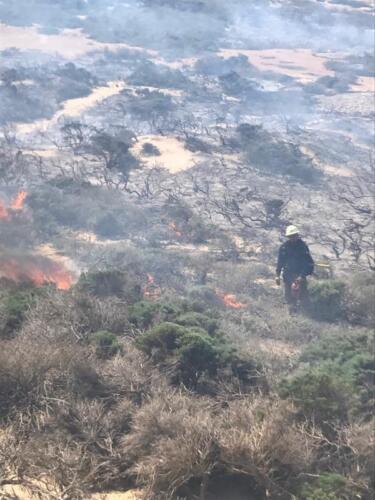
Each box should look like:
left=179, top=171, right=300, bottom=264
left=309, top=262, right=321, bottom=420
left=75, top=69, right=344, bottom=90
left=16, top=81, right=125, bottom=135
left=0, top=23, right=157, bottom=59
left=0, top=485, right=143, bottom=499
left=218, top=48, right=339, bottom=84
left=323, top=0, right=374, bottom=13
left=300, top=145, right=354, bottom=177
left=132, top=135, right=202, bottom=173
left=351, top=76, right=375, bottom=93
left=92, top=489, right=143, bottom=500
left=153, top=56, right=198, bottom=70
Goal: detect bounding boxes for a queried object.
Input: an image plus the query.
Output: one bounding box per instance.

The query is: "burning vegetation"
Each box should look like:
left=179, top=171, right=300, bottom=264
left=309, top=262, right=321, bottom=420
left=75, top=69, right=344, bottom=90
left=0, top=253, right=74, bottom=289
left=0, top=190, right=27, bottom=220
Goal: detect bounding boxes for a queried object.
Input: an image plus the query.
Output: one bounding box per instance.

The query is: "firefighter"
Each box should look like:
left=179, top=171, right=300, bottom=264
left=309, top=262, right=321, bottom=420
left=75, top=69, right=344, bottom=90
left=275, top=225, right=314, bottom=312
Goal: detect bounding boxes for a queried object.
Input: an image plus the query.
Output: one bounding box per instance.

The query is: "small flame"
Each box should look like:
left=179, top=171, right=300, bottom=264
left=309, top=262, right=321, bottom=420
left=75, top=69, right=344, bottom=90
left=10, top=191, right=27, bottom=211
left=143, top=273, right=161, bottom=299
left=217, top=291, right=246, bottom=309
left=0, top=191, right=28, bottom=220
left=0, top=254, right=74, bottom=290
left=169, top=222, right=183, bottom=238
left=0, top=202, right=9, bottom=220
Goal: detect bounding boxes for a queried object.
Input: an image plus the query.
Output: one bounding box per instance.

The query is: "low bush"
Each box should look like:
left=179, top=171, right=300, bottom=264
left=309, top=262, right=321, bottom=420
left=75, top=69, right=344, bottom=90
left=123, top=395, right=317, bottom=499
left=280, top=330, right=375, bottom=430
left=92, top=330, right=121, bottom=359
left=77, top=269, right=142, bottom=303
left=345, top=273, right=375, bottom=328
left=0, top=283, right=43, bottom=338
left=279, top=369, right=350, bottom=428
left=136, top=322, right=189, bottom=358
left=175, top=311, right=218, bottom=335
left=301, top=473, right=362, bottom=500
left=301, top=331, right=375, bottom=418
left=129, top=300, right=183, bottom=329
left=307, top=279, right=346, bottom=322
left=137, top=321, right=264, bottom=391
left=141, top=142, right=161, bottom=156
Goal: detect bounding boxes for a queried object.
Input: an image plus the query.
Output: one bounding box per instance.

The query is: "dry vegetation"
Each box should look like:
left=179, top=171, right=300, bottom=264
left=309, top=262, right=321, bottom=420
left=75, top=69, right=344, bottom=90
left=0, top=0, right=374, bottom=498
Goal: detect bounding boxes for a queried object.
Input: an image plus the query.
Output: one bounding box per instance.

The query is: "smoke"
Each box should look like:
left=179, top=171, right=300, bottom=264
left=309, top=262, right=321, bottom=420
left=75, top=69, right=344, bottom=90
left=0, top=0, right=372, bottom=57
left=228, top=3, right=373, bottom=53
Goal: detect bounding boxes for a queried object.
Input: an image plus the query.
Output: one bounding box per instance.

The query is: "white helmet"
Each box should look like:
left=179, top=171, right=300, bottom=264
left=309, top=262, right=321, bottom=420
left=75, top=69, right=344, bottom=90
left=285, top=225, right=299, bottom=237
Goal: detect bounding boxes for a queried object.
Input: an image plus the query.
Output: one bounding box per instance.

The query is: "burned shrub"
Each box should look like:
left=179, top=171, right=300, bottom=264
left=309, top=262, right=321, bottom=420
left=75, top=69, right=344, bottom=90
left=94, top=212, right=125, bottom=239
left=236, top=123, right=321, bottom=183
left=184, top=136, right=212, bottom=153
left=141, top=142, right=161, bottom=156
left=77, top=269, right=142, bottom=303
left=127, top=90, right=176, bottom=120
left=127, top=61, right=188, bottom=89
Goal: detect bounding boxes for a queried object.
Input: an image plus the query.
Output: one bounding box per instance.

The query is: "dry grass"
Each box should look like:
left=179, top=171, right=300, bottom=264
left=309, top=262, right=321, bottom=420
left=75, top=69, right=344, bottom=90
left=122, top=393, right=318, bottom=499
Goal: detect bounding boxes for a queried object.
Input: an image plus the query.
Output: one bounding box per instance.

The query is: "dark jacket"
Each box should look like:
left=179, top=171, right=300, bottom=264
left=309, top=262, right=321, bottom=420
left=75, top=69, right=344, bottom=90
left=276, top=238, right=314, bottom=278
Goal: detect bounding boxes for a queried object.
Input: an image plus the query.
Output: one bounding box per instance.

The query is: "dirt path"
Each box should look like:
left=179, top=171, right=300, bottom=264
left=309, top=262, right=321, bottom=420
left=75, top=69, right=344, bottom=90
left=16, top=81, right=125, bottom=136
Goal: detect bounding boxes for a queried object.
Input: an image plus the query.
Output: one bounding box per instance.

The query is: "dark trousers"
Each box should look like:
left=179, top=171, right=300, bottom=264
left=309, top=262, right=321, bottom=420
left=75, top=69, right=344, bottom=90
left=283, top=274, right=309, bottom=309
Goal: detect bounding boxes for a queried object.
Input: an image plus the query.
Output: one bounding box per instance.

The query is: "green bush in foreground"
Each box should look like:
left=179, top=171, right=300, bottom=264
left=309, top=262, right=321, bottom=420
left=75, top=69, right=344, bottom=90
left=302, top=473, right=361, bottom=500
left=279, top=369, right=350, bottom=427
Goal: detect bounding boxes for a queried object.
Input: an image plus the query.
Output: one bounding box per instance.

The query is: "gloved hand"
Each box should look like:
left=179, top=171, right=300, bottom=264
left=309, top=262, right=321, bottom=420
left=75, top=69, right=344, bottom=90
left=275, top=276, right=281, bottom=286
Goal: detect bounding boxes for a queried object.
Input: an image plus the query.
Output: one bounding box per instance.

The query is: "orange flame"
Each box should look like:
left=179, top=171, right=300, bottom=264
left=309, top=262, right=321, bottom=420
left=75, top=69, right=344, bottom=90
left=143, top=273, right=161, bottom=299
left=169, top=222, right=183, bottom=238
left=0, top=191, right=28, bottom=220
left=10, top=190, right=27, bottom=211
left=0, top=255, right=74, bottom=290
left=0, top=201, right=9, bottom=220
left=217, top=291, right=246, bottom=309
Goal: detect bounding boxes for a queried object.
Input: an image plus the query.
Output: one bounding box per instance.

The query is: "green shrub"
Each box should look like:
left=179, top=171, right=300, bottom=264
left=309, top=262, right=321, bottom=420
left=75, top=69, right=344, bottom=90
left=307, top=280, right=346, bottom=322
left=136, top=322, right=188, bottom=358
left=345, top=273, right=375, bottom=327
left=92, top=330, right=121, bottom=359
left=129, top=301, right=183, bottom=329
left=176, top=330, right=220, bottom=385
left=137, top=322, right=232, bottom=387
left=231, top=355, right=266, bottom=389
left=302, top=473, right=360, bottom=500
left=300, top=331, right=375, bottom=417
left=279, top=369, right=350, bottom=426
left=0, top=285, right=43, bottom=337
left=175, top=312, right=218, bottom=335
left=301, top=331, right=370, bottom=365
